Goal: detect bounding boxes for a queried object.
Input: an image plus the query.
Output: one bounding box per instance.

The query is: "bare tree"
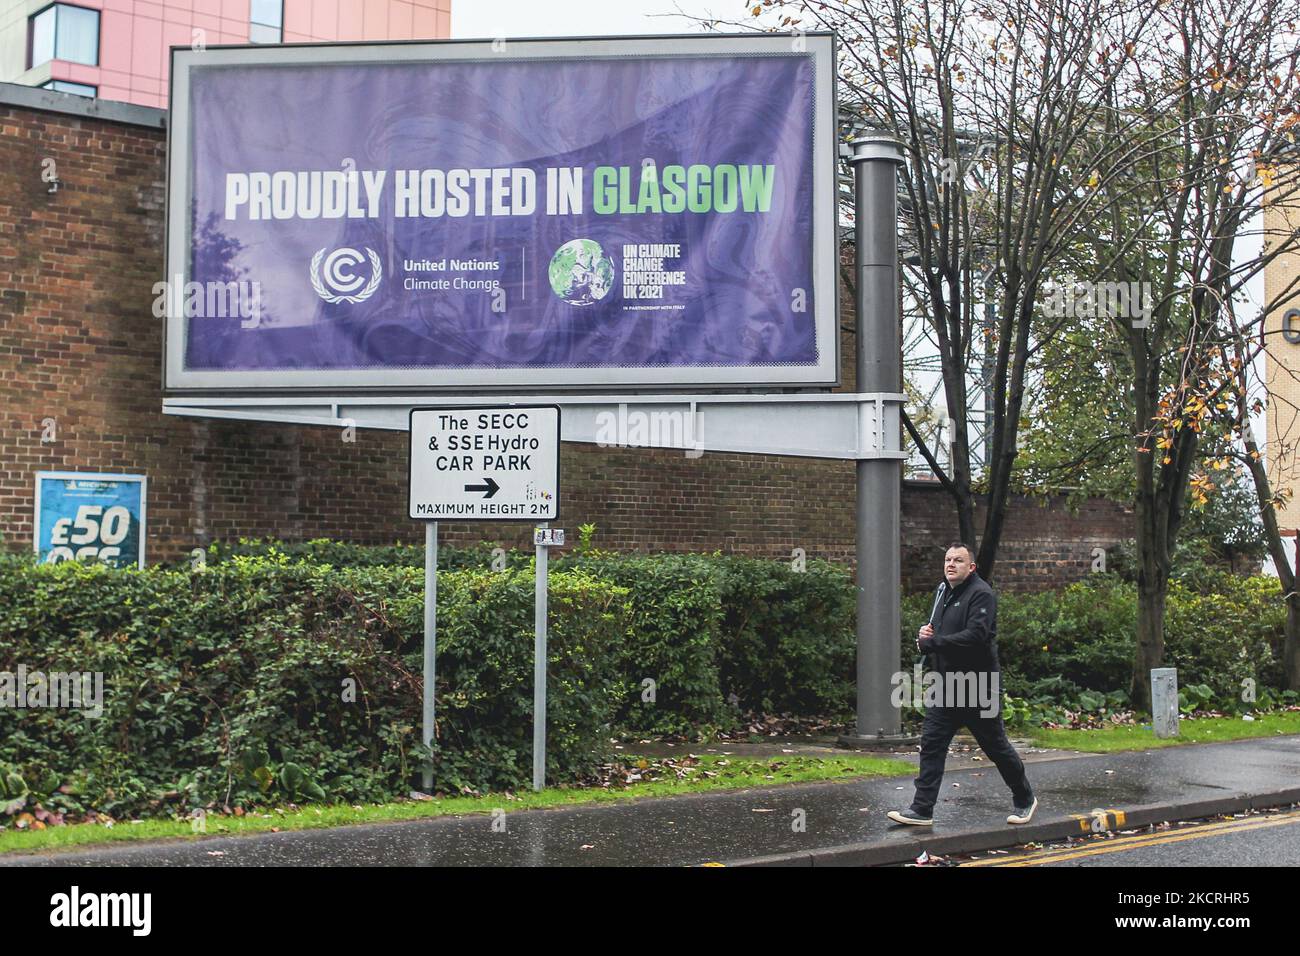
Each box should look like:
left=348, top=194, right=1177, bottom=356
left=720, top=0, right=1300, bottom=706
left=1082, top=0, right=1300, bottom=706
left=753, top=0, right=1160, bottom=580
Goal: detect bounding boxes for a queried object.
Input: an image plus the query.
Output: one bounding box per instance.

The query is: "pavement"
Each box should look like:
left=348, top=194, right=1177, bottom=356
left=3, top=735, right=1298, bottom=867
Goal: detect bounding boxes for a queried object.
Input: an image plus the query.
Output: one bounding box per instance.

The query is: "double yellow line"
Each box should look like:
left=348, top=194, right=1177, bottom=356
left=963, top=808, right=1300, bottom=866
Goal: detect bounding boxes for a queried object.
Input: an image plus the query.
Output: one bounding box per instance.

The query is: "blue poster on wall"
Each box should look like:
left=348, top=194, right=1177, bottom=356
left=34, top=472, right=147, bottom=569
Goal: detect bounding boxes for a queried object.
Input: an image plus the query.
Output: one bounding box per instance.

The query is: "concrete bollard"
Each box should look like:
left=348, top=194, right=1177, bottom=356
left=1151, top=667, right=1179, bottom=738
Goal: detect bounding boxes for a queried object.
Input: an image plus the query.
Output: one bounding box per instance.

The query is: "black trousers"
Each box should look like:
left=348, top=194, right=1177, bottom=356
left=911, top=706, right=1033, bottom=814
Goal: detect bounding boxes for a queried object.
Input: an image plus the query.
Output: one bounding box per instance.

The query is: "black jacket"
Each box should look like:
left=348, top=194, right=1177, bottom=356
left=921, top=572, right=1000, bottom=675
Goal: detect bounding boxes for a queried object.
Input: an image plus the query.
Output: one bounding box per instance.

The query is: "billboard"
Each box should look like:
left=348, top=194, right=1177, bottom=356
left=34, top=472, right=147, bottom=569
left=164, top=34, right=838, bottom=392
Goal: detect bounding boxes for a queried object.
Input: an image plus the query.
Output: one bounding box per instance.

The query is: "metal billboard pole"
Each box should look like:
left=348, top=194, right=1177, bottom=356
left=838, top=134, right=914, bottom=748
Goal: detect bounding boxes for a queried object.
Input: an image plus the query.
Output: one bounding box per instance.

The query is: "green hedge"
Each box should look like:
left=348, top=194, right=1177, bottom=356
left=207, top=541, right=861, bottom=730
left=0, top=546, right=861, bottom=819
left=714, top=558, right=855, bottom=716
left=901, top=573, right=1288, bottom=712
left=8, top=539, right=1287, bottom=820
left=203, top=537, right=500, bottom=571
left=560, top=554, right=730, bottom=735
left=213, top=540, right=1291, bottom=714
left=0, top=554, right=627, bottom=818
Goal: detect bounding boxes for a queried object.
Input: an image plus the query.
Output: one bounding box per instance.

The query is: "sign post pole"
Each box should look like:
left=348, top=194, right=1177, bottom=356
left=533, top=523, right=549, bottom=791
left=409, top=405, right=561, bottom=789
left=422, top=520, right=438, bottom=791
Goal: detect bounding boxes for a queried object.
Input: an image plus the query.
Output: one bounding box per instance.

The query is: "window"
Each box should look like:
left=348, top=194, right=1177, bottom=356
left=249, top=0, right=283, bottom=44
left=29, top=4, right=100, bottom=68
left=30, top=8, right=54, bottom=66
left=41, top=79, right=97, bottom=98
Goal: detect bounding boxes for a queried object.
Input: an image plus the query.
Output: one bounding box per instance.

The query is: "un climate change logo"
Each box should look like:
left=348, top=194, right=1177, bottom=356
left=548, top=239, right=615, bottom=306
left=311, top=247, right=382, bottom=303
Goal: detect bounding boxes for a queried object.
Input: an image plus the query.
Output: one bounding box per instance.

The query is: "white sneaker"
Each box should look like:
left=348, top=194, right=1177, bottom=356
left=1007, top=796, right=1038, bottom=825
left=887, top=807, right=933, bottom=826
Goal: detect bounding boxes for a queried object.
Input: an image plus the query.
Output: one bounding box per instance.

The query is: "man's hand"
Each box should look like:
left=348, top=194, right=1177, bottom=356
left=917, top=623, right=934, bottom=651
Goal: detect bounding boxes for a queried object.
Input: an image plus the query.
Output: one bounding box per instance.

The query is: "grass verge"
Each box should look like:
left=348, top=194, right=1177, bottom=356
left=0, top=753, right=911, bottom=856
left=1026, top=711, right=1300, bottom=752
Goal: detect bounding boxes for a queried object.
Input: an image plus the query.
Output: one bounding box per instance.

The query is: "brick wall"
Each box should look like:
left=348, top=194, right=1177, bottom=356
left=0, top=91, right=1134, bottom=592
left=901, top=480, right=1133, bottom=590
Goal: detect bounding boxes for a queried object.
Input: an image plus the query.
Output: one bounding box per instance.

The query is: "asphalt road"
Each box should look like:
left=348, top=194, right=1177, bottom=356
left=960, top=807, right=1300, bottom=866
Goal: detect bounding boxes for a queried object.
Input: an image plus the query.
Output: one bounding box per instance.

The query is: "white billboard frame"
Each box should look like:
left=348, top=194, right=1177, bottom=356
left=163, top=32, right=839, bottom=394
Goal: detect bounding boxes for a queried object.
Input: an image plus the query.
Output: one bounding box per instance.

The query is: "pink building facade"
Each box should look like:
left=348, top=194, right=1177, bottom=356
left=2, top=0, right=452, bottom=108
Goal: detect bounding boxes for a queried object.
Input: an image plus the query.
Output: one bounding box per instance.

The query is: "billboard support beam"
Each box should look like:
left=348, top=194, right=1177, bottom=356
left=838, top=134, right=914, bottom=750
left=163, top=392, right=907, bottom=461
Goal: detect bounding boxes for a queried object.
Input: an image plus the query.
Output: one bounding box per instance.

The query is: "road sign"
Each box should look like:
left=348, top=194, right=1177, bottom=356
left=534, top=527, right=565, bottom=547
left=409, top=405, right=560, bottom=521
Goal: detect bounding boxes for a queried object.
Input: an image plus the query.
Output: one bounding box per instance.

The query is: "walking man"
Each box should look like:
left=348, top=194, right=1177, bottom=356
left=887, top=542, right=1037, bottom=826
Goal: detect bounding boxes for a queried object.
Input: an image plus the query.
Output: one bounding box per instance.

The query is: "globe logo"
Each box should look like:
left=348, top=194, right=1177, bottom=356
left=548, top=239, right=615, bottom=306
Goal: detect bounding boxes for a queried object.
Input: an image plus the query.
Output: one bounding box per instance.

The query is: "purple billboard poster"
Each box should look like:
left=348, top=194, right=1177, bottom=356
left=164, top=35, right=838, bottom=391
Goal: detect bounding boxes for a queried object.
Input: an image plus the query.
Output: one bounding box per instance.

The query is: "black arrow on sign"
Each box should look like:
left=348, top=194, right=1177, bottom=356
left=464, top=477, right=500, bottom=499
